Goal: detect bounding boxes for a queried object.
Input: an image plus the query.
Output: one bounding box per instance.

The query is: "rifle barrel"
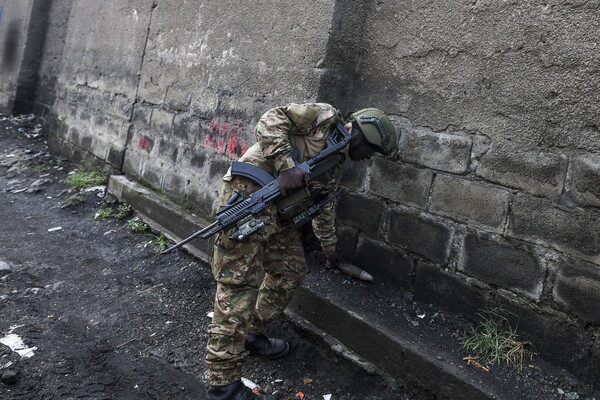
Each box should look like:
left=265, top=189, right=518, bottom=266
left=161, top=220, right=221, bottom=254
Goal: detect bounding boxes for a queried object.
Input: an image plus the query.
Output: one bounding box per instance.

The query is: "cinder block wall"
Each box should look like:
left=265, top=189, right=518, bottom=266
left=0, top=0, right=598, bottom=386
left=324, top=0, right=600, bottom=384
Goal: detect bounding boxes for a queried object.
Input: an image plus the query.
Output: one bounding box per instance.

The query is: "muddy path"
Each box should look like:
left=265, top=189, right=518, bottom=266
left=0, top=115, right=412, bottom=400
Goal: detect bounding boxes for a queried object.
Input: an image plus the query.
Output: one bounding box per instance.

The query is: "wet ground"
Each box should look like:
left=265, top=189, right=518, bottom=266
left=0, top=114, right=415, bottom=400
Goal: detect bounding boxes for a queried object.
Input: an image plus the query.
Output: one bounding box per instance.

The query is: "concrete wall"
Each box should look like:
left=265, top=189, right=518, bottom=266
left=0, top=0, right=598, bottom=386
left=0, top=0, right=33, bottom=111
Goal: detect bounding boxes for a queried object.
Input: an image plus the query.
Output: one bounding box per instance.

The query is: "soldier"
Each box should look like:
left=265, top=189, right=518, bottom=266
left=206, top=103, right=397, bottom=400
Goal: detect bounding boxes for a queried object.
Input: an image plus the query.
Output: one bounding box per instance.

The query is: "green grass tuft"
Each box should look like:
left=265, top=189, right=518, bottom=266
left=64, top=166, right=107, bottom=189
left=461, top=308, right=534, bottom=369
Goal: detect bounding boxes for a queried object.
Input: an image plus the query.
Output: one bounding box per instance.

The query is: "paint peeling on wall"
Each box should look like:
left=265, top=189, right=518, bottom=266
left=203, top=118, right=248, bottom=159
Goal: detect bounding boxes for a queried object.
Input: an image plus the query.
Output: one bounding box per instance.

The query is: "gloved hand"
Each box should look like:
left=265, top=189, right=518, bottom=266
left=278, top=166, right=308, bottom=197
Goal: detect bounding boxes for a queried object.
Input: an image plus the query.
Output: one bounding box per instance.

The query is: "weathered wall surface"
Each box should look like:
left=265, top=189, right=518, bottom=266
left=0, top=0, right=33, bottom=111
left=0, top=0, right=598, bottom=386
left=323, top=0, right=600, bottom=384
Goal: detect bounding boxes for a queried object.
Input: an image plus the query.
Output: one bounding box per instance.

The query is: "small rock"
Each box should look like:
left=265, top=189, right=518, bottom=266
left=0, top=261, right=13, bottom=276
left=1, top=370, right=20, bottom=385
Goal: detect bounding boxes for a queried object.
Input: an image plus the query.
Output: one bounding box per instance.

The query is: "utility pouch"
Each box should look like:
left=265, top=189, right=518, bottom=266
left=276, top=187, right=313, bottom=220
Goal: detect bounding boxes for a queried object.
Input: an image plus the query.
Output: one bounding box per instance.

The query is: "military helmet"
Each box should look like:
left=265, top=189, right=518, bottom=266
left=349, top=108, right=397, bottom=155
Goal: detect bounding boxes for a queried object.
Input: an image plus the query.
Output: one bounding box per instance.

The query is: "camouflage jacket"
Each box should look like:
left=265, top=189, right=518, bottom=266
left=224, top=103, right=347, bottom=256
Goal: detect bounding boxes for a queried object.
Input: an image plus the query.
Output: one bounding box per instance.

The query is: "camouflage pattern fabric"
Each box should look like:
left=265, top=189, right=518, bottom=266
left=205, top=176, right=306, bottom=386
left=206, top=104, right=346, bottom=386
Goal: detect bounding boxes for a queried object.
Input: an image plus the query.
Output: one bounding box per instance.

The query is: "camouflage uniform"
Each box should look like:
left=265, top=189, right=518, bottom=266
left=206, top=103, right=345, bottom=386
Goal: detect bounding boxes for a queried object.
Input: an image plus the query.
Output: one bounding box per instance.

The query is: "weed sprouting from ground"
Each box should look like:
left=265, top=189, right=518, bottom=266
left=64, top=166, right=107, bottom=189
left=128, top=216, right=148, bottom=233
left=461, top=308, right=534, bottom=369
left=148, top=234, right=172, bottom=254
left=115, top=203, right=132, bottom=219
left=95, top=207, right=114, bottom=219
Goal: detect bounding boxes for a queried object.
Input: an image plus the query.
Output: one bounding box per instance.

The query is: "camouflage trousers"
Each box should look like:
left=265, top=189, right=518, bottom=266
left=205, top=176, right=307, bottom=386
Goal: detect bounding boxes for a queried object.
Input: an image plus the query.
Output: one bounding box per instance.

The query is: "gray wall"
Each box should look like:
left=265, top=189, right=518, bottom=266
left=1, top=0, right=598, bottom=386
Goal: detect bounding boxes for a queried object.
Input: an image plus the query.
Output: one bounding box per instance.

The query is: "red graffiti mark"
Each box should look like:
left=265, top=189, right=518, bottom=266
left=135, top=135, right=152, bottom=153
left=203, top=118, right=248, bottom=158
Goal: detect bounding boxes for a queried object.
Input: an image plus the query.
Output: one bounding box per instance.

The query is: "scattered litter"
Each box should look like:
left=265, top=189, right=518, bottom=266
left=342, top=280, right=351, bottom=285
left=295, top=392, right=305, bottom=399
left=417, top=313, right=426, bottom=319
left=463, top=356, right=490, bottom=372
left=84, top=185, right=107, bottom=198
left=303, top=377, right=314, bottom=384
left=242, top=377, right=262, bottom=393
left=0, top=330, right=37, bottom=359
left=103, top=229, right=117, bottom=235
left=207, top=312, right=214, bottom=319
left=323, top=395, right=332, bottom=400
left=47, top=227, right=63, bottom=232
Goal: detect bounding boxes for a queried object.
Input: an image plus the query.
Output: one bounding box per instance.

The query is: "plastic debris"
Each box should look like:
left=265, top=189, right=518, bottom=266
left=207, top=312, right=214, bottom=319
left=303, top=377, right=314, bottom=384
left=0, top=329, right=37, bottom=359
left=242, top=377, right=261, bottom=393
left=295, top=393, right=305, bottom=399
left=47, top=227, right=63, bottom=232
left=323, top=395, right=332, bottom=400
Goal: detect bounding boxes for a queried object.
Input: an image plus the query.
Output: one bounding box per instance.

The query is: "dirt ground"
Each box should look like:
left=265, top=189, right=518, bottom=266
left=0, top=114, right=418, bottom=400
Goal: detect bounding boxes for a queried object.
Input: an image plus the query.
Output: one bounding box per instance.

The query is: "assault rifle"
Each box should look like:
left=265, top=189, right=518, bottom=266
left=161, top=123, right=351, bottom=254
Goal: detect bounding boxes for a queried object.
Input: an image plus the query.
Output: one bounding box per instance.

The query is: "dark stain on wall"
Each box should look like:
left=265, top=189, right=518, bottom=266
left=2, top=20, right=20, bottom=71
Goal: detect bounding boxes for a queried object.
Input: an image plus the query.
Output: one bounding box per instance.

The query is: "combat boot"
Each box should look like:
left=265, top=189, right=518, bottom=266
left=207, top=381, right=279, bottom=400
left=245, top=333, right=290, bottom=359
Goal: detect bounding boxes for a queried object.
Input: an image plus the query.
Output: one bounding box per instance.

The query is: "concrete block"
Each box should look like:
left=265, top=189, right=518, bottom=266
left=131, top=104, right=153, bottom=126
left=413, top=263, right=486, bottom=315
left=106, top=145, right=125, bottom=169
left=337, top=192, right=386, bottom=237
left=190, top=153, right=207, bottom=170
left=140, top=165, right=161, bottom=189
left=509, top=193, right=600, bottom=263
left=476, top=143, right=567, bottom=198
left=571, top=154, right=600, bottom=207
left=158, top=139, right=178, bottom=166
left=431, top=174, right=510, bottom=232
left=150, top=108, right=174, bottom=135
left=353, top=237, right=414, bottom=289
left=461, top=233, right=544, bottom=299
left=369, top=158, right=432, bottom=208
left=553, top=260, right=600, bottom=324
left=339, top=158, right=368, bottom=191
left=173, top=114, right=201, bottom=143
left=336, top=226, right=359, bottom=261
left=401, top=128, right=472, bottom=174
left=387, top=209, right=451, bottom=263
